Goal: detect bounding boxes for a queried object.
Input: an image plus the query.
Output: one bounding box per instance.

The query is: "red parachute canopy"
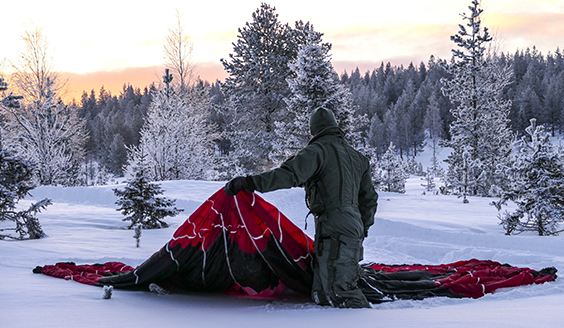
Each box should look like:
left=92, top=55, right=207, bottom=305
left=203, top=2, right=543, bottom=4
left=87, top=188, right=313, bottom=295
left=35, top=188, right=556, bottom=302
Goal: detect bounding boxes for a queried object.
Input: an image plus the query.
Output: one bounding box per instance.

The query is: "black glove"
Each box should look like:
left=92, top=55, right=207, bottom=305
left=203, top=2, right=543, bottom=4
left=224, top=176, right=255, bottom=196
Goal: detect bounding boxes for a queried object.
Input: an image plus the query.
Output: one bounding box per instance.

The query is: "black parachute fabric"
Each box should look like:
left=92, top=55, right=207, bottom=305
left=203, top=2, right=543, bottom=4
left=35, top=188, right=557, bottom=301
left=360, top=260, right=557, bottom=302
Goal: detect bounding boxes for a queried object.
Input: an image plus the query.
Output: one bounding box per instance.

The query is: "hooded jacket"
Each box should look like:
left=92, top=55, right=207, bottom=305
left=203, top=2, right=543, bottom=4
left=250, top=108, right=378, bottom=239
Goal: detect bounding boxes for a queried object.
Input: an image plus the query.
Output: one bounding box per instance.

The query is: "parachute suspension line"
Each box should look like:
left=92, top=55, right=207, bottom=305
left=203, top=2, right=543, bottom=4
left=271, top=209, right=293, bottom=265
left=234, top=194, right=276, bottom=274
left=272, top=234, right=293, bottom=265
left=205, top=198, right=230, bottom=284
left=220, top=199, right=240, bottom=286
left=277, top=210, right=283, bottom=243
left=201, top=235, right=207, bottom=284
left=133, top=269, right=140, bottom=284
left=251, top=193, right=256, bottom=207
left=294, top=235, right=314, bottom=263
left=166, top=243, right=180, bottom=271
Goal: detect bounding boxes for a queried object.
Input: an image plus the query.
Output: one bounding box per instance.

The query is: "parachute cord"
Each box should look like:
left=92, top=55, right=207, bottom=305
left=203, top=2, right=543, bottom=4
left=220, top=200, right=240, bottom=286
left=234, top=194, right=276, bottom=274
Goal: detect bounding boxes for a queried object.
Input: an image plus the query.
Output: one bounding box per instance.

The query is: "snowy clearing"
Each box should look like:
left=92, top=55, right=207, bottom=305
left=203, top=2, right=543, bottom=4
left=1, top=177, right=563, bottom=328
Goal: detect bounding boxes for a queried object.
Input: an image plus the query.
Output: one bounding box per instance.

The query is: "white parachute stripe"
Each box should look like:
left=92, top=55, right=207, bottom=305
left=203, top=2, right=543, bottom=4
left=216, top=198, right=239, bottom=286
left=293, top=235, right=314, bottom=263
left=277, top=210, right=283, bottom=243
left=234, top=194, right=276, bottom=274
left=133, top=269, right=139, bottom=284
left=251, top=228, right=270, bottom=240
left=171, top=199, right=217, bottom=243
left=272, top=234, right=294, bottom=265
left=202, top=238, right=207, bottom=284
left=166, top=243, right=180, bottom=271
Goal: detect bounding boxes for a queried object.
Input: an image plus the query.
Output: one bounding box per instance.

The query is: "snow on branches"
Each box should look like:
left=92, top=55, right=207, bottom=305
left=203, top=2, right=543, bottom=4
left=2, top=79, right=88, bottom=186
left=128, top=81, right=217, bottom=181
left=272, top=30, right=362, bottom=164
left=493, top=119, right=564, bottom=236
left=440, top=0, right=513, bottom=197
left=114, top=156, right=183, bottom=230
left=0, top=149, right=51, bottom=240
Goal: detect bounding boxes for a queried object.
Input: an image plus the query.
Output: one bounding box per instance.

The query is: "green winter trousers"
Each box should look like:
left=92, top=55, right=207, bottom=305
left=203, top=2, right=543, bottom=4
left=311, top=234, right=370, bottom=308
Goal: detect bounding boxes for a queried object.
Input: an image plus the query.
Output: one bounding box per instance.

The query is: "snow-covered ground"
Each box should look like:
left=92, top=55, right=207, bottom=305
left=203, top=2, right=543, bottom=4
left=2, top=174, right=564, bottom=327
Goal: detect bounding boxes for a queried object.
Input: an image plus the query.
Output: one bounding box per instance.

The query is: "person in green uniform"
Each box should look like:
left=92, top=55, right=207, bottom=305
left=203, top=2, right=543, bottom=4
left=224, top=106, right=378, bottom=308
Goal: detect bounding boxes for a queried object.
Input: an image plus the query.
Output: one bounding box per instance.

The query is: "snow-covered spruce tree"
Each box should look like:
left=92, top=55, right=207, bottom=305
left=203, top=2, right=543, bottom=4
left=220, top=4, right=324, bottom=173
left=220, top=3, right=293, bottom=172
left=114, top=155, right=183, bottom=230
left=492, top=119, right=564, bottom=236
left=393, top=80, right=426, bottom=158
left=272, top=32, right=364, bottom=163
left=133, top=223, right=142, bottom=247
left=379, top=142, right=408, bottom=193
left=440, top=0, right=513, bottom=197
left=128, top=77, right=217, bottom=181
left=0, top=149, right=51, bottom=240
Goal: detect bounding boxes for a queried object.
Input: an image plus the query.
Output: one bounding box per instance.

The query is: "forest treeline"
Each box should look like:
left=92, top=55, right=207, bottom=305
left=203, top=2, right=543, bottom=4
left=79, top=46, right=564, bottom=177
left=2, top=1, right=564, bottom=237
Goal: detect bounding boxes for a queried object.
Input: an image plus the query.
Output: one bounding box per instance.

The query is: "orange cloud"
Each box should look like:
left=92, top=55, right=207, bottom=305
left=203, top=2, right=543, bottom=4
left=481, top=12, right=564, bottom=52
left=327, top=23, right=455, bottom=66
left=60, top=62, right=228, bottom=103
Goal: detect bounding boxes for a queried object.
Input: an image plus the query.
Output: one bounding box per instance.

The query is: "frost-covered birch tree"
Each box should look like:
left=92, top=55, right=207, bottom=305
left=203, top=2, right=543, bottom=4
left=2, top=79, right=87, bottom=185
left=2, top=25, right=87, bottom=186
left=440, top=0, right=513, bottom=196
left=164, top=9, right=195, bottom=94
left=8, top=25, right=66, bottom=104
left=127, top=79, right=217, bottom=181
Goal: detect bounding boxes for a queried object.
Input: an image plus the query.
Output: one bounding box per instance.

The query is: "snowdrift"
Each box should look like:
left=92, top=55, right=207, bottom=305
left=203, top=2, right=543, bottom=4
left=34, top=188, right=556, bottom=303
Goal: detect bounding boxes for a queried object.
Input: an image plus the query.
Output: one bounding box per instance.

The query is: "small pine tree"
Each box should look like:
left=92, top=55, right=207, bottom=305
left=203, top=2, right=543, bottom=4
left=369, top=155, right=383, bottom=190
left=114, top=156, right=183, bottom=230
left=406, top=157, right=424, bottom=176
left=421, top=167, right=437, bottom=193
left=0, top=149, right=51, bottom=240
left=493, top=119, right=564, bottom=236
left=133, top=224, right=142, bottom=247
left=446, top=150, right=485, bottom=203
left=379, top=142, right=408, bottom=193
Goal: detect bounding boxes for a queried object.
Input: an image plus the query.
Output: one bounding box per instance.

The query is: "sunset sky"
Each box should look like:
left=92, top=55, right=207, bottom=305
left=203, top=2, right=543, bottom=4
left=1, top=0, right=563, bottom=101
